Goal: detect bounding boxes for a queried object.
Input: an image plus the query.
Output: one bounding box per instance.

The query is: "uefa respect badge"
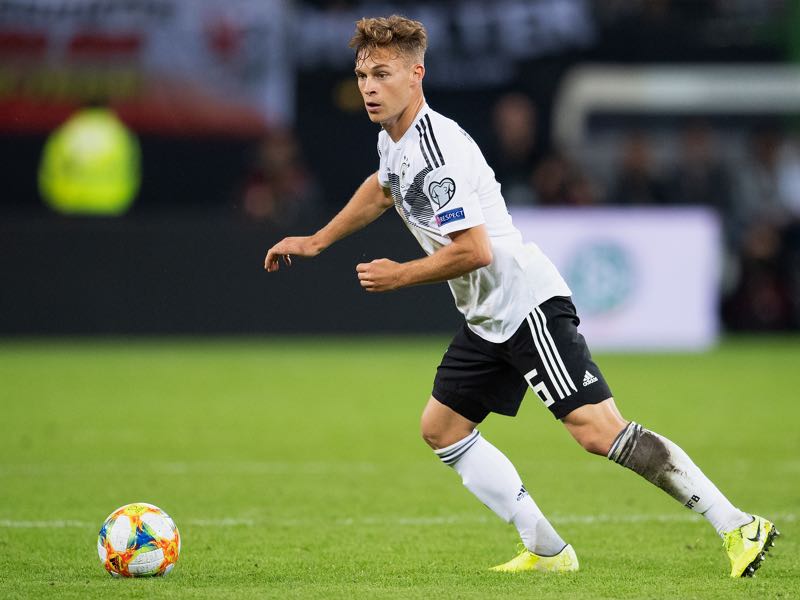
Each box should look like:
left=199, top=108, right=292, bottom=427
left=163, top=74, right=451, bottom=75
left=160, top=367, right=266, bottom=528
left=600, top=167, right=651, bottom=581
left=436, top=207, right=465, bottom=226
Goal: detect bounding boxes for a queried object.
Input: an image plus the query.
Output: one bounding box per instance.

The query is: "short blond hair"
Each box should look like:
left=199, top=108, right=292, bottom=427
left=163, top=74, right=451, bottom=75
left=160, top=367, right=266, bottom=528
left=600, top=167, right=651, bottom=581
left=349, top=15, right=427, bottom=64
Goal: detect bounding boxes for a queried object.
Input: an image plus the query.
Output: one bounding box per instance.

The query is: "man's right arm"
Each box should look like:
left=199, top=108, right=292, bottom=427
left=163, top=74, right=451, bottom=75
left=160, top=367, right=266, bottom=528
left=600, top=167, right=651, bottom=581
left=264, top=171, right=392, bottom=272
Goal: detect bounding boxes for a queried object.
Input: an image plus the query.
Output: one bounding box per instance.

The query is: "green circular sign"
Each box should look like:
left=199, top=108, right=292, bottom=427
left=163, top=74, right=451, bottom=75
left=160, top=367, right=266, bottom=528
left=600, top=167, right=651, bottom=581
left=566, top=242, right=635, bottom=315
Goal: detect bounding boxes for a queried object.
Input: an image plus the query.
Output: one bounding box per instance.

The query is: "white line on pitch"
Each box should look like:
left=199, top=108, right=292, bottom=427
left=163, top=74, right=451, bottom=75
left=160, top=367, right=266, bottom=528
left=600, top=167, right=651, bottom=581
left=0, top=513, right=795, bottom=529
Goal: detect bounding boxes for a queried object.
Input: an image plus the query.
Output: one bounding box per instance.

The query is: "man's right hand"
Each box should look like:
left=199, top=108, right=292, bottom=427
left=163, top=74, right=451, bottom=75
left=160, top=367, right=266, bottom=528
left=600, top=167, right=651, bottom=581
left=264, top=172, right=388, bottom=273
left=264, top=236, right=323, bottom=272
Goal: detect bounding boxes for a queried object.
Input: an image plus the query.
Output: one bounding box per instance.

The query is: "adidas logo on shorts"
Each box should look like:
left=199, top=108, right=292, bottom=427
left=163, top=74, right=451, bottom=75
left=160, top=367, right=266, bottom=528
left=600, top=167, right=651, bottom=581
left=582, top=371, right=598, bottom=387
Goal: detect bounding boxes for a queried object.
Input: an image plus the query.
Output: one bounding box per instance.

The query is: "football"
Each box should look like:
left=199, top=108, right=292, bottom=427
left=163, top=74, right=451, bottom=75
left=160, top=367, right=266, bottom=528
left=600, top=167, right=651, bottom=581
left=97, top=502, right=181, bottom=577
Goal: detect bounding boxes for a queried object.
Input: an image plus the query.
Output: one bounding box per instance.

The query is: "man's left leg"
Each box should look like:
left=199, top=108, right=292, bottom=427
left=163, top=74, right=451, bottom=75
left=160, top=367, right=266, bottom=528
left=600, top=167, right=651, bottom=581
left=563, top=398, right=779, bottom=577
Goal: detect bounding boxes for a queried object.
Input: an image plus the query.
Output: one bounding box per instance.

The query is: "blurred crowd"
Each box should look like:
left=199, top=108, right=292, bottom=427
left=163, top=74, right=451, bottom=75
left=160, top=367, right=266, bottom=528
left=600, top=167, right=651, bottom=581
left=239, top=92, right=800, bottom=332
left=483, top=93, right=800, bottom=332
left=232, top=0, right=800, bottom=332
left=237, top=128, right=322, bottom=228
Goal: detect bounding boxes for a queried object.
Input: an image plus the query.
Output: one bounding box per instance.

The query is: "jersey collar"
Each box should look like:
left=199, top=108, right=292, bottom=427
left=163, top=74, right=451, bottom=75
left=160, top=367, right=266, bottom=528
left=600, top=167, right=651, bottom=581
left=388, top=102, right=431, bottom=147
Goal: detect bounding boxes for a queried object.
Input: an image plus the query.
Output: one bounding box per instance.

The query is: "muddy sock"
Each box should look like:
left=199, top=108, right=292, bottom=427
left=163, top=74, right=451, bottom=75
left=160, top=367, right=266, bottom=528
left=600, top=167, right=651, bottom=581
left=608, top=422, right=750, bottom=536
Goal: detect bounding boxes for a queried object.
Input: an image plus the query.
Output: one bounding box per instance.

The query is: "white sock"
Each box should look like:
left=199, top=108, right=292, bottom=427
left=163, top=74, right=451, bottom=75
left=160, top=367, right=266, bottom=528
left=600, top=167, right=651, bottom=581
left=608, top=422, right=751, bottom=535
left=435, top=430, right=566, bottom=555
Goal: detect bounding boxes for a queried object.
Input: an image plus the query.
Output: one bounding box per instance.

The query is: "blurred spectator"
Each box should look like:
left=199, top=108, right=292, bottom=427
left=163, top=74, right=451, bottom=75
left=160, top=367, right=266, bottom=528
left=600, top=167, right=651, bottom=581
left=238, top=128, right=321, bottom=226
left=721, top=227, right=793, bottom=330
left=486, top=93, right=540, bottom=206
left=776, top=135, right=800, bottom=327
left=565, top=171, right=602, bottom=206
left=38, top=106, right=141, bottom=217
left=722, top=125, right=800, bottom=329
left=530, top=154, right=567, bottom=205
left=731, top=125, right=800, bottom=246
left=666, top=120, right=731, bottom=210
left=531, top=153, right=601, bottom=206
left=784, top=219, right=800, bottom=328
left=776, top=135, right=800, bottom=217
left=608, top=131, right=666, bottom=205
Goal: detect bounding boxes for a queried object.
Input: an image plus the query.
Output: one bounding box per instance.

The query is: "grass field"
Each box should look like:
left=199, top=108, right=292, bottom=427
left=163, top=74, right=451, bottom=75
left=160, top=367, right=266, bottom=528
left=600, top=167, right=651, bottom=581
left=0, top=336, right=798, bottom=599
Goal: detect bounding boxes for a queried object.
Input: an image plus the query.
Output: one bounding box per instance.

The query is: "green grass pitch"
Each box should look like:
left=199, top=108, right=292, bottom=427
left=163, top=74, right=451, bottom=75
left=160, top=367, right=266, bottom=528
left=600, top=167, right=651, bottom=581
left=0, top=336, right=798, bottom=599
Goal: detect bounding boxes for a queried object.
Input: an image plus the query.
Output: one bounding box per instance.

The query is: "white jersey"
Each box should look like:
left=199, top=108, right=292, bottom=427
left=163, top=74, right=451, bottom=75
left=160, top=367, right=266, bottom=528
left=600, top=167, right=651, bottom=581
left=377, top=103, right=570, bottom=343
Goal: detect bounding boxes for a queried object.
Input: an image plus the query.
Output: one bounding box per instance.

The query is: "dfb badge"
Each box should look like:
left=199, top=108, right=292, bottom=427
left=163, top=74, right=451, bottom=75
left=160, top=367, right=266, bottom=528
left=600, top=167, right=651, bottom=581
left=400, top=156, right=411, bottom=193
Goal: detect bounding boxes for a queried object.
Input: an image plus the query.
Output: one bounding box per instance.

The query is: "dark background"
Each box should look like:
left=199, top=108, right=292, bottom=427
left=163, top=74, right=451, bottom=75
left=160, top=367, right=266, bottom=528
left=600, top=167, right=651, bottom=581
left=2, top=0, right=799, bottom=335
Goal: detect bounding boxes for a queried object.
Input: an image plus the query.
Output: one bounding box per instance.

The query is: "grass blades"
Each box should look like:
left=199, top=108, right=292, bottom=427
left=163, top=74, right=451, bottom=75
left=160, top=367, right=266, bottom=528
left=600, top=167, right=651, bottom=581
left=0, top=336, right=797, bottom=598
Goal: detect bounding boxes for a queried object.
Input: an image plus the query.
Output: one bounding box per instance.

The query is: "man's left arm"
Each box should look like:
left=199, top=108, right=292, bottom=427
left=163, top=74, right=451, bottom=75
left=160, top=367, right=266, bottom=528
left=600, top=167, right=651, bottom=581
left=356, top=225, right=492, bottom=292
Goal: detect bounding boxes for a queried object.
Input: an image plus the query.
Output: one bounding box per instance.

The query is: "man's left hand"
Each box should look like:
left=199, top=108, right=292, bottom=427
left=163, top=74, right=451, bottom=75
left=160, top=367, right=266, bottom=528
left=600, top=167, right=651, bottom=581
left=356, top=259, right=404, bottom=292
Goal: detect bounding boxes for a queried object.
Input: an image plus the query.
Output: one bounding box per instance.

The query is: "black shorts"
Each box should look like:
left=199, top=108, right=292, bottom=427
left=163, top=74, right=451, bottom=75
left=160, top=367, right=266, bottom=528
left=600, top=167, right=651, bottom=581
left=432, top=296, right=612, bottom=422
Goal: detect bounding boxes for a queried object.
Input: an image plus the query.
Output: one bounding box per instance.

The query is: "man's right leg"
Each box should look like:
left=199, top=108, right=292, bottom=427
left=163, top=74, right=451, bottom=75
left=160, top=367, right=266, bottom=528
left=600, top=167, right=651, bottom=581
left=420, top=396, right=576, bottom=571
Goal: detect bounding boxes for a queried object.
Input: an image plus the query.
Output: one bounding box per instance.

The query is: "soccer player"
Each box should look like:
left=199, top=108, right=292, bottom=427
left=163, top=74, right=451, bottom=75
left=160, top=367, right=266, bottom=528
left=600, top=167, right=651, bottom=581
left=264, top=15, right=778, bottom=577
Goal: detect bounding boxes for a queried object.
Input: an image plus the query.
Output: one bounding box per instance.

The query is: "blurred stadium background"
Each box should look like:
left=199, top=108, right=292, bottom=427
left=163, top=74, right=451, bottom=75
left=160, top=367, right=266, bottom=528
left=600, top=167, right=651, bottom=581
left=1, top=0, right=799, bottom=341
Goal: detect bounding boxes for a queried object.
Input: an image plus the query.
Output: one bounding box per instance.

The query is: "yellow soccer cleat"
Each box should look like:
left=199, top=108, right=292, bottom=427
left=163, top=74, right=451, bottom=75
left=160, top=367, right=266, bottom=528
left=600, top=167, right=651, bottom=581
left=490, top=543, right=579, bottom=573
left=723, top=515, right=779, bottom=577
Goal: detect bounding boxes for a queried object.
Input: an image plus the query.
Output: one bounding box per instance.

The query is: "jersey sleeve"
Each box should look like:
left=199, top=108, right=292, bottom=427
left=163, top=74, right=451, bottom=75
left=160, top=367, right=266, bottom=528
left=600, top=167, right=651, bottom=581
left=422, top=134, right=485, bottom=235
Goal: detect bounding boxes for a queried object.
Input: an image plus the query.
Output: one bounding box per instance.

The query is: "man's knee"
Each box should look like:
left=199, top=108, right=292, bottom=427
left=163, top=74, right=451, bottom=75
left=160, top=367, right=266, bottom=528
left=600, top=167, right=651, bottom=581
left=420, top=419, right=471, bottom=450
left=562, top=398, right=628, bottom=457
left=420, top=424, right=442, bottom=449
left=573, top=428, right=616, bottom=456
left=420, top=397, right=476, bottom=450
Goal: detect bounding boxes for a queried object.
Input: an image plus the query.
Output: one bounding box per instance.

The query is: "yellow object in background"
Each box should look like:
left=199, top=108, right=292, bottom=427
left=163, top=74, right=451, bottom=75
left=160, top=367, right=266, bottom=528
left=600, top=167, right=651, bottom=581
left=38, top=108, right=141, bottom=216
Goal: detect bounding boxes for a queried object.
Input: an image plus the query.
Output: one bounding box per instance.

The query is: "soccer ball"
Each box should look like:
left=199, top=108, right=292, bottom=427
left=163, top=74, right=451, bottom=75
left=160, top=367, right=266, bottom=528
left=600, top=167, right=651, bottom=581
left=97, top=502, right=181, bottom=577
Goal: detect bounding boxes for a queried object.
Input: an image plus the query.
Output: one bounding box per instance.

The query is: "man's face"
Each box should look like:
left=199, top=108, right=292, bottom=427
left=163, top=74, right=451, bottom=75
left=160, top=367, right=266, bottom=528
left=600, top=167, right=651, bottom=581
left=354, top=47, right=419, bottom=126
